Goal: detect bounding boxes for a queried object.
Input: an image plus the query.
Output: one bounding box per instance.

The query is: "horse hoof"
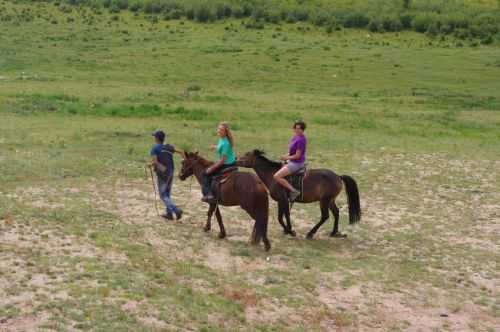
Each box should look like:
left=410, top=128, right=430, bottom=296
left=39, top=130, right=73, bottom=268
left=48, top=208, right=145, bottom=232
left=264, top=241, right=271, bottom=251
left=289, top=230, right=297, bottom=237
left=330, top=232, right=347, bottom=238
left=218, top=233, right=226, bottom=239
left=204, top=227, right=211, bottom=232
left=306, top=233, right=314, bottom=240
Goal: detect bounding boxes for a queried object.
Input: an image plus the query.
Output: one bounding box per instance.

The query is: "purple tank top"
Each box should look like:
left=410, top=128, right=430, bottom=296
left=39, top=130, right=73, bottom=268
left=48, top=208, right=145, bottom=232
left=288, top=134, right=307, bottom=163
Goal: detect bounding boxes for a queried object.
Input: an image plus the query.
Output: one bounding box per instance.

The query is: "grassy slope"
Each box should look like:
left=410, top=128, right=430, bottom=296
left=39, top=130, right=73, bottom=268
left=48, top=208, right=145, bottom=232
left=0, top=1, right=500, bottom=331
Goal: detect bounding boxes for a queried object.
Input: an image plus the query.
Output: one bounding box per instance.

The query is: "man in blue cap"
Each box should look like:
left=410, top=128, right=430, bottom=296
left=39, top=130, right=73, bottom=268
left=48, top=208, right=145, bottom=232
left=149, top=130, right=183, bottom=221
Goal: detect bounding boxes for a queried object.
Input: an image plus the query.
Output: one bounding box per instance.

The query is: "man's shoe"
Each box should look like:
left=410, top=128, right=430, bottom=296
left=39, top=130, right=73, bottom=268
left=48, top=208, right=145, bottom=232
left=289, top=190, right=301, bottom=202
left=161, top=212, right=174, bottom=221
left=175, top=209, right=183, bottom=220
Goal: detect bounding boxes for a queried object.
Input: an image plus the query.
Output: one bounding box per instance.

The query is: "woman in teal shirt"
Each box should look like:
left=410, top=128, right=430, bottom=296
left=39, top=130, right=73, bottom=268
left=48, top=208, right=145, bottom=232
left=201, top=122, right=236, bottom=203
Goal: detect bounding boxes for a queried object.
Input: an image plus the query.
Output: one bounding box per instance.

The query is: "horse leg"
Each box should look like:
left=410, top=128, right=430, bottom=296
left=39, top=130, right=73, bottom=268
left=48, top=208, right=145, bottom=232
left=244, top=208, right=260, bottom=245
left=281, top=200, right=296, bottom=237
left=306, top=199, right=330, bottom=240
left=330, top=201, right=347, bottom=238
left=277, top=203, right=286, bottom=233
left=204, top=204, right=216, bottom=232
left=277, top=200, right=291, bottom=235
left=214, top=206, right=226, bottom=239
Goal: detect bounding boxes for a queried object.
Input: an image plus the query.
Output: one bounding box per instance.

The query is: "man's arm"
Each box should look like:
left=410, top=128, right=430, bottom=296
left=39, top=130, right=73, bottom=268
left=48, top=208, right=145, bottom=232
left=148, top=155, right=159, bottom=167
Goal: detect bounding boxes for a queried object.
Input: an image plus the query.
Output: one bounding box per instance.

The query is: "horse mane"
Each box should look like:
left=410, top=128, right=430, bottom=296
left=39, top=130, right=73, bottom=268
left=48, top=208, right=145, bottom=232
left=253, top=149, right=282, bottom=168
left=185, top=151, right=214, bottom=167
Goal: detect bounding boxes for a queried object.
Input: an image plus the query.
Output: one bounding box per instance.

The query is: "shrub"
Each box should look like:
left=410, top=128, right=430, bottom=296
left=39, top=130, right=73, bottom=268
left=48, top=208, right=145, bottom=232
left=382, top=16, right=402, bottom=32
left=215, top=3, right=231, bottom=19
left=129, top=1, right=141, bottom=12
left=437, top=12, right=469, bottom=34
left=245, top=19, right=264, bottom=30
left=481, top=35, right=494, bottom=45
left=344, top=12, right=369, bottom=28
left=285, top=11, right=297, bottom=24
left=194, top=5, right=214, bottom=22
left=112, top=0, right=128, bottom=10
left=165, top=8, right=183, bottom=20
left=109, top=4, right=120, bottom=13
left=143, top=0, right=162, bottom=14
left=412, top=12, right=439, bottom=33
left=310, top=9, right=330, bottom=26
left=242, top=3, right=253, bottom=17
left=454, top=28, right=469, bottom=40
left=265, top=9, right=281, bottom=24
left=469, top=13, right=499, bottom=39
left=289, top=7, right=309, bottom=22
left=231, top=5, right=244, bottom=18
left=426, top=21, right=440, bottom=37
left=185, top=7, right=195, bottom=20
left=58, top=4, right=73, bottom=13
left=251, top=7, right=266, bottom=21
left=368, top=18, right=382, bottom=32
left=444, top=12, right=469, bottom=30
left=400, top=12, right=413, bottom=29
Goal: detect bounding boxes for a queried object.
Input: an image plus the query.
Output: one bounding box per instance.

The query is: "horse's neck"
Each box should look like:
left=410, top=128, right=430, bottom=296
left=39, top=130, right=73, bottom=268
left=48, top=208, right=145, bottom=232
left=254, top=163, right=278, bottom=187
left=192, top=158, right=213, bottom=184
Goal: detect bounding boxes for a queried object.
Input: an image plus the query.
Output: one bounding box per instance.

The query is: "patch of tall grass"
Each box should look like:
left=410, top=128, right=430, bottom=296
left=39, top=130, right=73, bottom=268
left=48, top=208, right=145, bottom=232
left=22, top=0, right=499, bottom=41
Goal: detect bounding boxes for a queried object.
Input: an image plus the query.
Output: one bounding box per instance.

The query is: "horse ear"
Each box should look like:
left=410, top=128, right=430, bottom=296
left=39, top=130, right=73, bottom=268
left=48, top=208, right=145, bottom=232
left=194, top=150, right=199, bottom=156
left=181, top=151, right=187, bottom=159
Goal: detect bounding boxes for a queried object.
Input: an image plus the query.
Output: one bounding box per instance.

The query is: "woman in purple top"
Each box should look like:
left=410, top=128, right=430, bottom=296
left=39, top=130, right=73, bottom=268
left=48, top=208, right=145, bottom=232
left=274, top=120, right=307, bottom=201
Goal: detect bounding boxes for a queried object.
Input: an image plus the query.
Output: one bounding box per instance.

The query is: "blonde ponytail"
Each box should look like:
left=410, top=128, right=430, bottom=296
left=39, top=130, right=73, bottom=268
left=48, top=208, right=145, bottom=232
left=220, top=122, right=234, bottom=148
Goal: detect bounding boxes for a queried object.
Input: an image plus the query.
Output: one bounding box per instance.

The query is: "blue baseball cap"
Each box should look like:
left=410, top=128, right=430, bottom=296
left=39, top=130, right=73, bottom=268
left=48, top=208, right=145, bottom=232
left=152, top=130, right=165, bottom=142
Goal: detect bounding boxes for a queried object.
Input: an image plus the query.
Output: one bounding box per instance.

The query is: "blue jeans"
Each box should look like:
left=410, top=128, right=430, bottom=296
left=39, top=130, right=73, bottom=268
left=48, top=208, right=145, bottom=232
left=157, top=175, right=179, bottom=214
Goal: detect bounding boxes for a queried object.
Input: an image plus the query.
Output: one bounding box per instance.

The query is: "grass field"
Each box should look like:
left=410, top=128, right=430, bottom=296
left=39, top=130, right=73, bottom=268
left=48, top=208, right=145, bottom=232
left=1, top=1, right=500, bottom=331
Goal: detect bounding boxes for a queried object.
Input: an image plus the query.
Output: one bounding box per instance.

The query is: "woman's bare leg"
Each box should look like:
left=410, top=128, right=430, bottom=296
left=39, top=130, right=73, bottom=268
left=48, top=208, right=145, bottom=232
left=273, top=166, right=297, bottom=192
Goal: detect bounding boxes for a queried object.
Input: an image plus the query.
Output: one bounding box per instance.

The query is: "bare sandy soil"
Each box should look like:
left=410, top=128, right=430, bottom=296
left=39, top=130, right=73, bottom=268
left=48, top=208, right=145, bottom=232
left=1, top=153, right=499, bottom=331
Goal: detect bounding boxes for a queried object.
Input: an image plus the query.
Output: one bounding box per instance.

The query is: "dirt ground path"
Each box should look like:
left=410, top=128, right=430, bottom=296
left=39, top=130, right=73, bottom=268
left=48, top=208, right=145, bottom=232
left=1, top=153, right=499, bottom=331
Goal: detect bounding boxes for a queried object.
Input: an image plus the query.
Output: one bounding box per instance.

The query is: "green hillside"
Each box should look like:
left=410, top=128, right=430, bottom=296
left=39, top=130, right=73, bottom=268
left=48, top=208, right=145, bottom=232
left=3, top=0, right=500, bottom=41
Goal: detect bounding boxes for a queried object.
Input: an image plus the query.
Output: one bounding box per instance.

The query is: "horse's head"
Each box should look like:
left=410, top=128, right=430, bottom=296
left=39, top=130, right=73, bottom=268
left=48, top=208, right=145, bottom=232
left=178, top=151, right=198, bottom=181
left=237, top=149, right=264, bottom=168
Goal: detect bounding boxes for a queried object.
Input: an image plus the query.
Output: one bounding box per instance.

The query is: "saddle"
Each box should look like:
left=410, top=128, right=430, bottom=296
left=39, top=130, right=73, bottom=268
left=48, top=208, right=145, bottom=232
left=211, top=166, right=238, bottom=201
left=286, top=166, right=306, bottom=201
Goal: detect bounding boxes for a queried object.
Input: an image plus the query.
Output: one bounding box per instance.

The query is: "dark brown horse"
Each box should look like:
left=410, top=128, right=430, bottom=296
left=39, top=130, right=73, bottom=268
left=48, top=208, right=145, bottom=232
left=237, top=150, right=361, bottom=239
left=178, top=151, right=271, bottom=251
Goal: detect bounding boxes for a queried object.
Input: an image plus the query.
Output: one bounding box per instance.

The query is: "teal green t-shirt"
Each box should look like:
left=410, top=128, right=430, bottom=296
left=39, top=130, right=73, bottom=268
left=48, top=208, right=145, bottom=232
left=216, top=137, right=236, bottom=165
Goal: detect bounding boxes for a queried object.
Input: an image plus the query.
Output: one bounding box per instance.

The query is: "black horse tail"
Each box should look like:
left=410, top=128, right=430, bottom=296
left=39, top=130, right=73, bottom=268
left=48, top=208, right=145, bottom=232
left=253, top=196, right=271, bottom=251
left=341, top=175, right=361, bottom=224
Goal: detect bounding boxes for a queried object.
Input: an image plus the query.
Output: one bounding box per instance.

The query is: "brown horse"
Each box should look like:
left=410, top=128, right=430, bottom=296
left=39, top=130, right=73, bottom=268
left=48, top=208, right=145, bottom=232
left=178, top=151, right=271, bottom=251
left=237, top=150, right=361, bottom=239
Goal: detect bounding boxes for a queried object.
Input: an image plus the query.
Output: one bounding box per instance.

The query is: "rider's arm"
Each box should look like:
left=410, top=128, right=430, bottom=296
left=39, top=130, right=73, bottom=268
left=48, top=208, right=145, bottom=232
left=282, top=149, right=302, bottom=161
left=206, top=155, right=227, bottom=174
